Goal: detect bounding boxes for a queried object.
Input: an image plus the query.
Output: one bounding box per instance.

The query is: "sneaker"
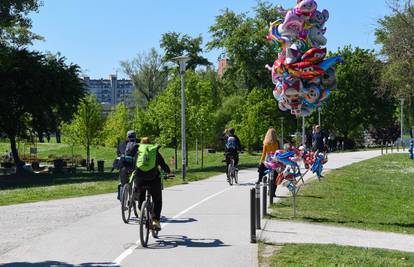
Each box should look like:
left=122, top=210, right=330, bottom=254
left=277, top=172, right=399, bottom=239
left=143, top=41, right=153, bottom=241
left=153, top=219, right=161, bottom=231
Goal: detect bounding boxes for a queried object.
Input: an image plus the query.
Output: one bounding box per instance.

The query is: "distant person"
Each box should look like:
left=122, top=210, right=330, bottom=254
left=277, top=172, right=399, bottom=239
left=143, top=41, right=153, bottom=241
left=312, top=125, right=326, bottom=152
left=89, top=159, right=95, bottom=172
left=257, top=128, right=280, bottom=184
left=328, top=130, right=336, bottom=152
left=224, top=128, right=242, bottom=172
left=117, top=130, right=139, bottom=199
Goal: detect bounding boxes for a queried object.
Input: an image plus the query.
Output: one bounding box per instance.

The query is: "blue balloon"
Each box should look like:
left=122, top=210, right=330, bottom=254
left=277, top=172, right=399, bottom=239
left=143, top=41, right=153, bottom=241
left=318, top=56, right=343, bottom=71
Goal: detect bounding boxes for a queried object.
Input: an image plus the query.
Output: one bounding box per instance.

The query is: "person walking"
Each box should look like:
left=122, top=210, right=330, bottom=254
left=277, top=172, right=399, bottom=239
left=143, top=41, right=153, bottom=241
left=257, top=128, right=280, bottom=184
left=312, top=125, right=326, bottom=152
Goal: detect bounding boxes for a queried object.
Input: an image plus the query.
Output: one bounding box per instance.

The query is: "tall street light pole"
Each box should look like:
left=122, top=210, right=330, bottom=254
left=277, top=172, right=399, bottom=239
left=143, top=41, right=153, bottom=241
left=173, top=55, right=190, bottom=182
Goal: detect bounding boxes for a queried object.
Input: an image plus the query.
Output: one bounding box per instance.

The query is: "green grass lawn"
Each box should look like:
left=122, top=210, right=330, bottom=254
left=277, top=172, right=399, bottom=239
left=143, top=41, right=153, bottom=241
left=269, top=153, right=414, bottom=234
left=0, top=142, right=260, bottom=206
left=259, top=243, right=414, bottom=267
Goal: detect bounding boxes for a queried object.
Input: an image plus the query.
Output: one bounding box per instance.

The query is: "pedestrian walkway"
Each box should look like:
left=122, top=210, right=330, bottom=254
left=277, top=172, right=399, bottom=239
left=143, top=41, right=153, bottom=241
left=260, top=220, right=414, bottom=253
left=259, top=150, right=414, bottom=253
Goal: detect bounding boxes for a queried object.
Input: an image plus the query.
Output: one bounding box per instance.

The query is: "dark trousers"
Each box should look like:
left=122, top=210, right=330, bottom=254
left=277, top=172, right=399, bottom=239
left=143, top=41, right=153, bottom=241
left=136, top=178, right=162, bottom=221
left=225, top=151, right=239, bottom=166
left=258, top=163, right=267, bottom=183
left=119, top=165, right=134, bottom=185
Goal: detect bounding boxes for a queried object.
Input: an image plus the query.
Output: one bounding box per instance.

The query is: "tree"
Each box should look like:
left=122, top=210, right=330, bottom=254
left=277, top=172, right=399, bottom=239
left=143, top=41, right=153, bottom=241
left=375, top=0, right=414, bottom=127
left=62, top=95, right=104, bottom=166
left=103, top=103, right=131, bottom=148
left=160, top=32, right=211, bottom=70
left=0, top=0, right=43, bottom=46
left=320, top=46, right=396, bottom=148
left=207, top=1, right=282, bottom=91
left=120, top=48, right=168, bottom=107
left=0, top=45, right=84, bottom=169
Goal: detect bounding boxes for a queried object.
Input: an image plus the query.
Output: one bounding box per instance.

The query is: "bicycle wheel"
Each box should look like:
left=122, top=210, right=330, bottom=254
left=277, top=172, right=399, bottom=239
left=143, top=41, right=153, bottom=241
left=234, top=166, right=238, bottom=184
left=139, top=200, right=150, bottom=247
left=227, top=162, right=233, bottom=186
left=121, top=183, right=131, bottom=224
left=131, top=181, right=140, bottom=218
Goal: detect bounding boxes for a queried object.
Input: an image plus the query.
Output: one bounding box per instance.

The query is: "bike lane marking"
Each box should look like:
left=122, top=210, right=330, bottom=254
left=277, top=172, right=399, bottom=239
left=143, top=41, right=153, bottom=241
left=111, top=183, right=241, bottom=266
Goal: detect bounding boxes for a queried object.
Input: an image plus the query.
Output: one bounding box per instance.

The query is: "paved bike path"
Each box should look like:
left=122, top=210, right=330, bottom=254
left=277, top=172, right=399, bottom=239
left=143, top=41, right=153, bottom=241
left=0, top=170, right=259, bottom=267
left=0, top=150, right=391, bottom=266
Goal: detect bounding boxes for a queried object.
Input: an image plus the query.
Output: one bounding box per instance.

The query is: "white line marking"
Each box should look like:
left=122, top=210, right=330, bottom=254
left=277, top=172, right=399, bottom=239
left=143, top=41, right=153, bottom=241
left=111, top=184, right=238, bottom=266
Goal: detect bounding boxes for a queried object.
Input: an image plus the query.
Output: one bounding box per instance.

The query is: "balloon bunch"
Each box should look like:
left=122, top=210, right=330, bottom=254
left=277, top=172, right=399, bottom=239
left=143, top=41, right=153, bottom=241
left=266, top=0, right=342, bottom=117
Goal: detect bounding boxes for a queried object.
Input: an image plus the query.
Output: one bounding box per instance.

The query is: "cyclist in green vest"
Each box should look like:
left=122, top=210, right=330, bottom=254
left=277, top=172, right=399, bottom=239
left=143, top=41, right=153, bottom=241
left=134, top=137, right=172, bottom=231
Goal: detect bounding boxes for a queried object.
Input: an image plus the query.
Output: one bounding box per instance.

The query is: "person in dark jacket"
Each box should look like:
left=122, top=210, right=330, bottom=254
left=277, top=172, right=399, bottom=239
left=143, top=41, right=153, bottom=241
left=117, top=130, right=139, bottom=200
left=134, top=137, right=172, bottom=231
left=312, top=125, right=326, bottom=152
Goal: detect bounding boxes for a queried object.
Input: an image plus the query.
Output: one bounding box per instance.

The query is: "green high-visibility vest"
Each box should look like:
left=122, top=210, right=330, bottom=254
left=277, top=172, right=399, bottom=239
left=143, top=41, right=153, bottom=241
left=136, top=144, right=158, bottom=172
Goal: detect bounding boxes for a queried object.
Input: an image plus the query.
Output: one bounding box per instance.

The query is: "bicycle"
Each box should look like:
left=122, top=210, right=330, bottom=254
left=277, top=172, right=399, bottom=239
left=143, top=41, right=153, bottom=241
left=225, top=154, right=238, bottom=186
left=139, top=173, right=175, bottom=247
left=121, top=170, right=139, bottom=224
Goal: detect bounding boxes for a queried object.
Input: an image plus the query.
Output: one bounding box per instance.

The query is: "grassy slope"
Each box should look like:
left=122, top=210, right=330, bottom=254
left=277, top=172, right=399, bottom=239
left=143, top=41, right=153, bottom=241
left=269, top=153, right=414, bottom=234
left=259, top=243, right=414, bottom=267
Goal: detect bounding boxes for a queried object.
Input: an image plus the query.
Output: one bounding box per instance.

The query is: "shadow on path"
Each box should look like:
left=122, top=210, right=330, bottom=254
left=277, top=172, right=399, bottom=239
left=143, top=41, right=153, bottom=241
left=141, top=235, right=230, bottom=250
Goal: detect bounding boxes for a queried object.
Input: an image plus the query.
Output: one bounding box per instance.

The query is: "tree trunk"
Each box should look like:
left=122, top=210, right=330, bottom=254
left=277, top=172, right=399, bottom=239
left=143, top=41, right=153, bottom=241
left=86, top=142, right=90, bottom=171
left=201, top=138, right=204, bottom=169
left=196, top=138, right=199, bottom=164
left=8, top=134, right=24, bottom=172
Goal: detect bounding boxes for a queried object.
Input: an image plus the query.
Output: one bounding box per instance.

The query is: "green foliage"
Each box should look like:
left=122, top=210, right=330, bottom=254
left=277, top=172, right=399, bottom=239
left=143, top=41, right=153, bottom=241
left=102, top=103, right=131, bottom=148
left=160, top=32, right=211, bottom=70
left=207, top=1, right=282, bottom=90
left=61, top=95, right=104, bottom=164
left=236, top=88, right=281, bottom=150
left=0, top=0, right=43, bottom=46
left=0, top=45, right=84, bottom=165
left=319, top=46, right=396, bottom=146
left=120, top=48, right=168, bottom=107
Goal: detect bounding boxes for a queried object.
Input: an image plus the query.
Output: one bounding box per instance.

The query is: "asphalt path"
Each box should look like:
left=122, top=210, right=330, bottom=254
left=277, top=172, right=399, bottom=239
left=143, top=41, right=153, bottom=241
left=0, top=150, right=388, bottom=267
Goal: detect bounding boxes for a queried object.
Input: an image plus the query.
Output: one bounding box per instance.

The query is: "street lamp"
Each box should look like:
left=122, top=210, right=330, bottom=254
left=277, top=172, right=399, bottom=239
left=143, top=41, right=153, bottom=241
left=172, top=55, right=191, bottom=182
left=400, top=97, right=405, bottom=149
left=318, top=107, right=321, bottom=127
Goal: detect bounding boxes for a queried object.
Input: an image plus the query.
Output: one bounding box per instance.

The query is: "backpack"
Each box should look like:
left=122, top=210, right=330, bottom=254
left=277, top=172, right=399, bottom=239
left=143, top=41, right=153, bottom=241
left=136, top=144, right=158, bottom=172
left=122, top=141, right=137, bottom=164
left=226, top=136, right=237, bottom=150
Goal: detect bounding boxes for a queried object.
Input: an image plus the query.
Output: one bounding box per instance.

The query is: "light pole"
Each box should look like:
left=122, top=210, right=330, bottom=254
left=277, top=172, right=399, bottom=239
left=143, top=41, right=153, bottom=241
left=280, top=117, right=284, bottom=146
left=302, top=116, right=306, bottom=146
left=400, top=97, right=405, bottom=148
left=318, top=107, right=321, bottom=127
left=173, top=55, right=191, bottom=182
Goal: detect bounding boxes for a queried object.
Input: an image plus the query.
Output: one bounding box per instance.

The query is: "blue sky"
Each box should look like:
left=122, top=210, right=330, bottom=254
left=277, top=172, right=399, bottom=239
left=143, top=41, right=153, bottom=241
left=30, top=0, right=389, bottom=78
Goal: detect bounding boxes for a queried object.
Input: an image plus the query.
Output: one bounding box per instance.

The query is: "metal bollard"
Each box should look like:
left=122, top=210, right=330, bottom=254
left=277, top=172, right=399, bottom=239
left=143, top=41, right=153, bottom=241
left=262, top=177, right=267, bottom=217
left=250, top=188, right=256, bottom=243
left=255, top=183, right=261, bottom=229
left=269, top=173, right=274, bottom=205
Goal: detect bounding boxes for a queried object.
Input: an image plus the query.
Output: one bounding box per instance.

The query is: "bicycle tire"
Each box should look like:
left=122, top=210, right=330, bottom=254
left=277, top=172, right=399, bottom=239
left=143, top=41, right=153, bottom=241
left=227, top=162, right=233, bottom=186
left=234, top=168, right=238, bottom=184
left=131, top=181, right=140, bottom=218
left=139, top=201, right=150, bottom=247
left=121, top=183, right=131, bottom=224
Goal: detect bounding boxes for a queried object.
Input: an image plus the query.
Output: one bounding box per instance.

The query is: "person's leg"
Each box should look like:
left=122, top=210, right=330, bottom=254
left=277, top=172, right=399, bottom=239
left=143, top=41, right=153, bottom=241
left=149, top=179, right=162, bottom=221
left=258, top=163, right=266, bottom=183
left=234, top=152, right=239, bottom=167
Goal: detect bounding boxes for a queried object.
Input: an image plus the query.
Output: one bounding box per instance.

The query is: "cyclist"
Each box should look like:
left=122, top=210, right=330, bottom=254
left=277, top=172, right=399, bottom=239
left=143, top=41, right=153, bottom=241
left=117, top=130, right=139, bottom=200
left=133, top=137, right=172, bottom=231
left=224, top=128, right=242, bottom=176
left=257, top=128, right=280, bottom=185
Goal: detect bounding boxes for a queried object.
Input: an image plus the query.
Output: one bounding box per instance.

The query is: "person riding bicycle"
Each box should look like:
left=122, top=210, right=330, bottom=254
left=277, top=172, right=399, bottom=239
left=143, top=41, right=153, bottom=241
left=133, top=137, right=172, bottom=231
left=117, top=130, right=139, bottom=200
left=257, top=128, right=280, bottom=185
left=224, top=128, right=242, bottom=175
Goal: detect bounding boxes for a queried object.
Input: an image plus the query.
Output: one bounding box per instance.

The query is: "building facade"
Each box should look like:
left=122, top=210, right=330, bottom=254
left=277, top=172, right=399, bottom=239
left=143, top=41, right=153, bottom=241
left=82, top=75, right=135, bottom=113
